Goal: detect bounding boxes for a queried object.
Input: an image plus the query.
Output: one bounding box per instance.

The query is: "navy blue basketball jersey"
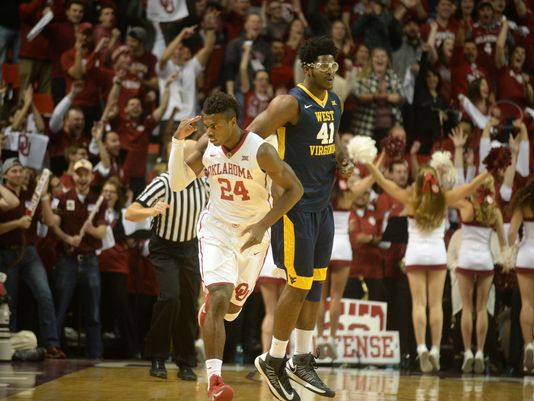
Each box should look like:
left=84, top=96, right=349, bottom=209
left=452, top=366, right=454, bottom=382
left=277, top=84, right=342, bottom=212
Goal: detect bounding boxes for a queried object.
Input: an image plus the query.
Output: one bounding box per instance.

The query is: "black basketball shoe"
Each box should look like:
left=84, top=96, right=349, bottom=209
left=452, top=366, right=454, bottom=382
left=255, top=352, right=300, bottom=401
left=285, top=353, right=335, bottom=398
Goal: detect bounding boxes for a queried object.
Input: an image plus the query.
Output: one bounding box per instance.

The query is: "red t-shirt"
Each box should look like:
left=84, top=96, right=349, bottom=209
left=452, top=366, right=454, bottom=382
left=349, top=207, right=384, bottom=279
left=497, top=66, right=530, bottom=114
left=223, top=12, right=245, bottom=43
left=55, top=188, right=107, bottom=254
left=127, top=246, right=159, bottom=296
left=44, top=21, right=77, bottom=78
left=48, top=129, right=90, bottom=158
left=0, top=186, right=42, bottom=247
left=471, top=21, right=501, bottom=83
left=61, top=48, right=101, bottom=108
left=110, top=114, right=157, bottom=178
left=270, top=65, right=294, bottom=92
left=18, top=0, right=51, bottom=61
left=98, top=214, right=129, bottom=275
left=131, top=51, right=157, bottom=83
left=59, top=173, right=75, bottom=191
left=420, top=19, right=459, bottom=47
left=450, top=51, right=487, bottom=100
left=242, top=91, right=271, bottom=128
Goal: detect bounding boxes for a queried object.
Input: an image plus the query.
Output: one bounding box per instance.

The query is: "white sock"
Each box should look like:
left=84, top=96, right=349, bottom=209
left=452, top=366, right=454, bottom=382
left=205, top=358, right=222, bottom=382
left=294, top=329, right=314, bottom=355
left=430, top=345, right=439, bottom=354
left=269, top=337, right=288, bottom=358
left=417, top=344, right=428, bottom=354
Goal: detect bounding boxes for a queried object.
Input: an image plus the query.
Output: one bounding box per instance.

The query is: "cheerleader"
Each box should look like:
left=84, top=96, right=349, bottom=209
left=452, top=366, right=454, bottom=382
left=365, top=162, right=490, bottom=373
left=508, top=180, right=534, bottom=373
left=454, top=176, right=505, bottom=373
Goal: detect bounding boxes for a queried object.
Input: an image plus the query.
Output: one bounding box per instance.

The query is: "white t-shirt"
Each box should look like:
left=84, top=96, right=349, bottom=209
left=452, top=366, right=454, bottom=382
left=157, top=57, right=204, bottom=121
left=146, top=0, right=189, bottom=22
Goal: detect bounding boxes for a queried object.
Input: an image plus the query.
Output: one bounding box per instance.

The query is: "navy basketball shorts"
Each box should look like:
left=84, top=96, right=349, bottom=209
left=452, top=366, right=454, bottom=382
left=271, top=205, right=334, bottom=290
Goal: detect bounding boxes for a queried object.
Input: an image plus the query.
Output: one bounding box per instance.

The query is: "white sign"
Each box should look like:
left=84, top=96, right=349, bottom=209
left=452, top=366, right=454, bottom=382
left=314, top=298, right=400, bottom=365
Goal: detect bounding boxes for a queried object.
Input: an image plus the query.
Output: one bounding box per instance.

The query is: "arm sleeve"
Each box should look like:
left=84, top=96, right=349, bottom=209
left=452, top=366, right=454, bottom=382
left=500, top=184, right=512, bottom=202
left=461, top=95, right=489, bottom=130
left=516, top=139, right=530, bottom=178
left=478, top=137, right=491, bottom=173
left=168, top=138, right=198, bottom=192
left=49, top=95, right=72, bottom=133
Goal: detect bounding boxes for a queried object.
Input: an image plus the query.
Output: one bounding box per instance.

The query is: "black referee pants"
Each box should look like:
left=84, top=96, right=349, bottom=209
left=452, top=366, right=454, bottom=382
left=145, top=236, right=201, bottom=367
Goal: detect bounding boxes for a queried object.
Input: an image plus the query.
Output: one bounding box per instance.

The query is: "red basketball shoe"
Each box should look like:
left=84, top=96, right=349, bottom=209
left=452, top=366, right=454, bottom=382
left=208, top=374, right=234, bottom=401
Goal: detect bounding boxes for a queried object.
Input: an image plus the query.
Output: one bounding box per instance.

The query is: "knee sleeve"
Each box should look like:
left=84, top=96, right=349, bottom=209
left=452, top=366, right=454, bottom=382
left=224, top=311, right=240, bottom=322
left=305, top=281, right=323, bottom=302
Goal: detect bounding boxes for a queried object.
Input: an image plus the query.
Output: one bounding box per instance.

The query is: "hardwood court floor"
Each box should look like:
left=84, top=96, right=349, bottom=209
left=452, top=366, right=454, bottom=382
left=1, top=361, right=533, bottom=401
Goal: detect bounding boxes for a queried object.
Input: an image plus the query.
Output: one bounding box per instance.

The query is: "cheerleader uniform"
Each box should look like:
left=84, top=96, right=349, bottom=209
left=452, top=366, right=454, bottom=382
left=456, top=220, right=495, bottom=277
left=405, top=218, right=447, bottom=272
left=330, top=199, right=352, bottom=268
left=516, top=218, right=534, bottom=275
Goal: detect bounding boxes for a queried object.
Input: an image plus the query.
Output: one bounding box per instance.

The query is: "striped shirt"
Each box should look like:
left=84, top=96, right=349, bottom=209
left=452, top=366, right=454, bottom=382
left=136, top=172, right=208, bottom=242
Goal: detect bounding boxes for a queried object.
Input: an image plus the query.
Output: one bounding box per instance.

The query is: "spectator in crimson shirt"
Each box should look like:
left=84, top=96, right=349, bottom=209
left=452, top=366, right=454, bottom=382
left=420, top=0, right=459, bottom=47
left=468, top=0, right=501, bottom=85
left=92, top=4, right=121, bottom=68
left=223, top=0, right=251, bottom=43
left=52, top=159, right=107, bottom=359
left=269, top=39, right=294, bottom=94
left=61, top=22, right=106, bottom=129
left=42, top=0, right=85, bottom=104
left=496, top=20, right=534, bottom=115
left=103, top=74, right=173, bottom=196
left=125, top=27, right=159, bottom=92
left=89, top=123, right=125, bottom=192
left=240, top=68, right=272, bottom=128
left=48, top=83, right=90, bottom=175
left=0, top=158, right=66, bottom=359
left=450, top=39, right=488, bottom=101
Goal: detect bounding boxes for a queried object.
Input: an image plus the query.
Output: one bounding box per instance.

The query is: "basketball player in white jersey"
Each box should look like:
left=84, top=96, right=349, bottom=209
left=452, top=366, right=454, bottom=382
left=168, top=92, right=303, bottom=401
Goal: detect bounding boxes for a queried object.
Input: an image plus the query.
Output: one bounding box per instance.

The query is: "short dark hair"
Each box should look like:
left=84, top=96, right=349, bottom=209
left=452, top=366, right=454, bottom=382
left=388, top=159, right=408, bottom=173
left=299, top=36, right=338, bottom=65
left=67, top=0, right=85, bottom=9
left=202, top=92, right=240, bottom=121
left=102, top=130, right=119, bottom=143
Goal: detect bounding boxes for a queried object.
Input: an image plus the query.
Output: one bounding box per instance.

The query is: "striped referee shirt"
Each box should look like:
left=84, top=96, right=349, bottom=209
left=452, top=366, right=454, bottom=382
left=136, top=172, right=208, bottom=242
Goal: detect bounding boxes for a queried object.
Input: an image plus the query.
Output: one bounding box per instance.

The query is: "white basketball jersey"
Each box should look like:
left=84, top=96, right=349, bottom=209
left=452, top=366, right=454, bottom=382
left=203, top=132, right=272, bottom=225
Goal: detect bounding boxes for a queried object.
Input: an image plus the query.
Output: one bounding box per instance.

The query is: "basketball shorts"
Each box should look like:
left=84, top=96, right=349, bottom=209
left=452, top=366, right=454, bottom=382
left=197, top=212, right=269, bottom=307
left=271, top=205, right=334, bottom=290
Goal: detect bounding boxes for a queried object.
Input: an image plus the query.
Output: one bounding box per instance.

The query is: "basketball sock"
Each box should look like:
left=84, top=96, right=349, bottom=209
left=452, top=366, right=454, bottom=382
left=417, top=344, right=428, bottom=354
left=294, top=329, right=314, bottom=355
left=205, top=358, right=222, bottom=383
left=269, top=337, right=288, bottom=358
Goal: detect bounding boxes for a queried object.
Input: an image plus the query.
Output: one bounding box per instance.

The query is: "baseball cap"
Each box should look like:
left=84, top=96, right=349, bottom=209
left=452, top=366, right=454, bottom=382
left=74, top=159, right=93, bottom=172
left=478, top=0, right=494, bottom=10
left=2, top=158, right=22, bottom=175
left=79, top=22, right=93, bottom=35
left=128, top=27, right=147, bottom=43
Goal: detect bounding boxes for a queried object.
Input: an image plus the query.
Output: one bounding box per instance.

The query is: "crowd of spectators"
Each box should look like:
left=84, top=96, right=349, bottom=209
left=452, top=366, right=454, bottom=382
left=0, top=0, right=533, bottom=374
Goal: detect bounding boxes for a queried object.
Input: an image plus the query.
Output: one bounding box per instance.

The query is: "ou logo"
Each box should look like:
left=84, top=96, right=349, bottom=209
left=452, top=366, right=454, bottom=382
left=234, top=283, right=250, bottom=302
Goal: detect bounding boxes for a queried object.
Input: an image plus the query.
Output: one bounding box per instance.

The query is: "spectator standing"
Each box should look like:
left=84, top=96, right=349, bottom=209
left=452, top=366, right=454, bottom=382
left=52, top=159, right=107, bottom=359
left=0, top=158, right=65, bottom=358
left=157, top=22, right=216, bottom=148
left=224, top=13, right=272, bottom=98
left=353, top=47, right=405, bottom=142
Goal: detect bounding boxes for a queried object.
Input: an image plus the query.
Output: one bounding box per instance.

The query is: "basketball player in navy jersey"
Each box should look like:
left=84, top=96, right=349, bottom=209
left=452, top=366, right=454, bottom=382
left=248, top=36, right=351, bottom=400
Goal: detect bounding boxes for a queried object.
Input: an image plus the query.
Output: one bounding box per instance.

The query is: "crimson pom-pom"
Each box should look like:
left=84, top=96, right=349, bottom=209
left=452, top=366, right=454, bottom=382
left=483, top=146, right=512, bottom=175
left=380, top=136, right=406, bottom=159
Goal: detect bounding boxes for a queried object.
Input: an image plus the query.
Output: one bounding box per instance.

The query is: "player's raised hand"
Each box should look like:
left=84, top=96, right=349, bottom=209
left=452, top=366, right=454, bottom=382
left=240, top=223, right=267, bottom=253
left=173, top=115, right=202, bottom=140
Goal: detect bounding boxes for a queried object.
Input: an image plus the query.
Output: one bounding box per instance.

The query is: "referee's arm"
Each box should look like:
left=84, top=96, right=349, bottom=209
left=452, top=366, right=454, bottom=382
left=124, top=176, right=169, bottom=222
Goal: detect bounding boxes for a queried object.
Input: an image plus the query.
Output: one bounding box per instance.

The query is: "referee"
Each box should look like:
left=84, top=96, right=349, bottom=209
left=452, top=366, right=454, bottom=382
left=125, top=162, right=207, bottom=381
